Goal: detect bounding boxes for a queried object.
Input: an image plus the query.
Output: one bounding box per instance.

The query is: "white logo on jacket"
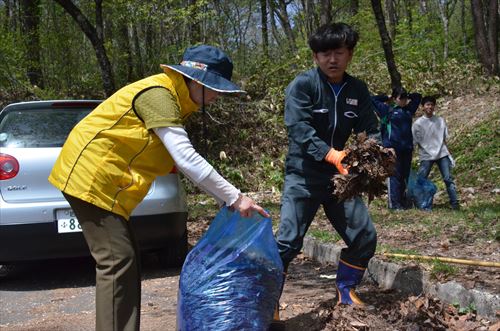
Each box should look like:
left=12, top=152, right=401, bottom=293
left=346, top=98, right=358, bottom=106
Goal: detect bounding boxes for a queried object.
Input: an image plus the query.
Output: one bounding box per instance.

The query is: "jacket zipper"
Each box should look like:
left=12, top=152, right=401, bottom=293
left=327, top=82, right=347, bottom=147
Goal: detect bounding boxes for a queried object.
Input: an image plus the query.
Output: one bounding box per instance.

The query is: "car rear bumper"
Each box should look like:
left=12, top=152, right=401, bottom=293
left=0, top=212, right=188, bottom=263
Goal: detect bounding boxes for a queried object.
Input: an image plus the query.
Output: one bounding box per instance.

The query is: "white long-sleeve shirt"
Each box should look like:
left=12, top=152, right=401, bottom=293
left=154, top=127, right=240, bottom=206
left=412, top=115, right=450, bottom=161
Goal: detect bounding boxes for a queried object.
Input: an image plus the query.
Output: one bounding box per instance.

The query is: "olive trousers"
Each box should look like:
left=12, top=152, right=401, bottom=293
left=63, top=193, right=141, bottom=331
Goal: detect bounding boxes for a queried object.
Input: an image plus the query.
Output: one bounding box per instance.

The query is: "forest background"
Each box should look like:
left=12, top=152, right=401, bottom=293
left=0, top=0, right=498, bottom=195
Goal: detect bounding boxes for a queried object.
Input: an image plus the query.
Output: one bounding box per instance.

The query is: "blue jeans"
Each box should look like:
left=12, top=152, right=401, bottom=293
left=417, top=156, right=459, bottom=207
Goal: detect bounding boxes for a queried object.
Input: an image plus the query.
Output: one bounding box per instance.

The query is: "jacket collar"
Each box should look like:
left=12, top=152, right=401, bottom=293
left=316, top=67, right=353, bottom=85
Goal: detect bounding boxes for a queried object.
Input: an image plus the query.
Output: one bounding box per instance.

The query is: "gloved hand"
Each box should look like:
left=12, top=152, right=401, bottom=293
left=325, top=148, right=348, bottom=175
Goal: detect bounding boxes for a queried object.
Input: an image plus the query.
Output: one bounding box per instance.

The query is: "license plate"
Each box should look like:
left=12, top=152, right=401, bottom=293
left=56, top=209, right=82, bottom=233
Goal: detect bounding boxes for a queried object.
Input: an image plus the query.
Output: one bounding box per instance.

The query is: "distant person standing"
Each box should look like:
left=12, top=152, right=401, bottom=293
left=372, top=88, right=422, bottom=210
left=412, top=96, right=460, bottom=210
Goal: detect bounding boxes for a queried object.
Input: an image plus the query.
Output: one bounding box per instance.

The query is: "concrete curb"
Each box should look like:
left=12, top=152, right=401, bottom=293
left=302, top=236, right=499, bottom=320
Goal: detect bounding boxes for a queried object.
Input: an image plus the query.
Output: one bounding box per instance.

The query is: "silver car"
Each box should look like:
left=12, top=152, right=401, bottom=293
left=0, top=100, right=188, bottom=275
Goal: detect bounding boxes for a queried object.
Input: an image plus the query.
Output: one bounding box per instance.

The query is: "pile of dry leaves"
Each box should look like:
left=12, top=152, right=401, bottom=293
left=332, top=133, right=395, bottom=201
left=322, top=294, right=498, bottom=331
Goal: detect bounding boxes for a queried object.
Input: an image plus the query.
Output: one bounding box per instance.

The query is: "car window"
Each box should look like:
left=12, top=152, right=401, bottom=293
left=0, top=109, right=90, bottom=148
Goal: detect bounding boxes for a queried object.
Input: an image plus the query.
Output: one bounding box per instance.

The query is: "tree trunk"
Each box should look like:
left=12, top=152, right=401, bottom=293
left=188, top=0, right=202, bottom=44
left=260, top=0, right=269, bottom=57
left=268, top=0, right=284, bottom=50
left=349, top=0, right=359, bottom=16
left=299, top=0, right=315, bottom=40
left=54, top=0, right=115, bottom=96
left=471, top=0, right=499, bottom=75
left=461, top=0, right=467, bottom=56
left=404, top=0, right=413, bottom=35
left=438, top=0, right=458, bottom=60
left=371, top=0, right=402, bottom=89
left=486, top=0, right=498, bottom=72
left=319, top=0, right=332, bottom=25
left=145, top=23, right=154, bottom=66
left=272, top=0, right=297, bottom=52
left=4, top=0, right=11, bottom=31
left=118, top=23, right=133, bottom=83
left=419, top=0, right=428, bottom=14
left=132, top=25, right=145, bottom=78
left=442, top=15, right=450, bottom=59
left=385, top=0, right=397, bottom=40
left=20, top=0, right=43, bottom=88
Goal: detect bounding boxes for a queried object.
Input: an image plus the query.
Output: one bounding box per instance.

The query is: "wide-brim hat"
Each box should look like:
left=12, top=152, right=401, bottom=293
left=161, top=45, right=245, bottom=94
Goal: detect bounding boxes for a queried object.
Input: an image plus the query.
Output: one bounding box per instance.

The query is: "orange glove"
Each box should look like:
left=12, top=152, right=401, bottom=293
left=325, top=148, right=348, bottom=175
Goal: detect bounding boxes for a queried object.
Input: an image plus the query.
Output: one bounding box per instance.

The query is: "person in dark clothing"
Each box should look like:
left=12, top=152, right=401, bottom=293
left=271, top=22, right=382, bottom=329
left=371, top=87, right=422, bottom=210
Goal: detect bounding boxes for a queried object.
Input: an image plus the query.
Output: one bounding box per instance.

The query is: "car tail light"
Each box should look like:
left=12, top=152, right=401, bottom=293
left=0, top=153, right=19, bottom=180
left=170, top=166, right=178, bottom=174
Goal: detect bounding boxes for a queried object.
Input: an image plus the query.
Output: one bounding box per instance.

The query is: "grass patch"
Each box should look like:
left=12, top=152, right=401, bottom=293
left=450, top=112, right=500, bottom=188
left=309, top=229, right=341, bottom=243
left=430, top=260, right=459, bottom=280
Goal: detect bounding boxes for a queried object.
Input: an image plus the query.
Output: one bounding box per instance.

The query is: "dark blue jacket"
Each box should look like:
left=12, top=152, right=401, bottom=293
left=371, top=93, right=422, bottom=152
left=284, top=68, right=380, bottom=184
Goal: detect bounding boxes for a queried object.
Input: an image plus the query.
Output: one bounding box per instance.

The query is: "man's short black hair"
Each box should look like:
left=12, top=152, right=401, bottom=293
left=421, top=96, right=436, bottom=105
left=308, top=23, right=359, bottom=53
left=391, top=87, right=408, bottom=99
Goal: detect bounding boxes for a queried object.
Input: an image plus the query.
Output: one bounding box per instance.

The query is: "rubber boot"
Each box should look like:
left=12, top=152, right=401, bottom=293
left=268, top=272, right=287, bottom=331
left=335, top=259, right=367, bottom=306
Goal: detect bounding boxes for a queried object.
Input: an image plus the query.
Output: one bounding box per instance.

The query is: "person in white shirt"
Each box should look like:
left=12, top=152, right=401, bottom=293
left=412, top=96, right=460, bottom=210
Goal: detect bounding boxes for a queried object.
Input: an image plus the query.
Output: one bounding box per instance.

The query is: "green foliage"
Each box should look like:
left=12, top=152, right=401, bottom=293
left=453, top=302, right=477, bottom=315
left=450, top=113, right=500, bottom=188
left=0, top=30, right=30, bottom=100
left=1, top=0, right=498, bottom=200
left=243, top=43, right=312, bottom=100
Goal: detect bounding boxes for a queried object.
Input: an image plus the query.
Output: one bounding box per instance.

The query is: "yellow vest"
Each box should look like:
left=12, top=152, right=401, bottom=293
left=48, top=72, right=199, bottom=219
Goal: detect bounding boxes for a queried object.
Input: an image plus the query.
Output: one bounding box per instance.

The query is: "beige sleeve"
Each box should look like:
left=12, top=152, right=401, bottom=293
left=134, top=87, right=183, bottom=129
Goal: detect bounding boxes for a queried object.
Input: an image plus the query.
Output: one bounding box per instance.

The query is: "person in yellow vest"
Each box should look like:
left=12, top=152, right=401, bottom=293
left=48, top=45, right=268, bottom=331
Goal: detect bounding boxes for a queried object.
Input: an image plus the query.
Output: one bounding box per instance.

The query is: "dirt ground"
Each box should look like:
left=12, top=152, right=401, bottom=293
left=186, top=198, right=499, bottom=331
left=0, top=194, right=498, bottom=331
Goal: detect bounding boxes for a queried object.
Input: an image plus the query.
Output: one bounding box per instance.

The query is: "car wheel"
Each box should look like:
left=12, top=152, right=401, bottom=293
left=157, top=229, right=188, bottom=268
left=0, top=264, right=16, bottom=278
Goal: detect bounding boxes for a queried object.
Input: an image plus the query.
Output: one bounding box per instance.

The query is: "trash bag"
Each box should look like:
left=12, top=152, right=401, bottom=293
left=407, top=171, right=437, bottom=210
left=177, top=206, right=284, bottom=331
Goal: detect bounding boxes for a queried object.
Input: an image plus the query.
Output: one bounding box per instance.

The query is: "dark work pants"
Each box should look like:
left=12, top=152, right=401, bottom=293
left=276, top=174, right=377, bottom=269
left=388, top=149, right=412, bottom=209
left=63, top=193, right=141, bottom=331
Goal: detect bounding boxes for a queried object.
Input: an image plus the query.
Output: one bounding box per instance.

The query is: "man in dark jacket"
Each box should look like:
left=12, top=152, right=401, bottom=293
left=271, top=23, right=381, bottom=329
left=372, top=88, right=422, bottom=209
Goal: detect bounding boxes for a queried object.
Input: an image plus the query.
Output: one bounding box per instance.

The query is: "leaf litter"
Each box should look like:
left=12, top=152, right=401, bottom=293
left=332, top=133, right=396, bottom=202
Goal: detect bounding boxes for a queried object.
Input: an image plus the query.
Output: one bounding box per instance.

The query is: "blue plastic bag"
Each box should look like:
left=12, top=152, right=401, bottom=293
left=407, top=171, right=437, bottom=210
left=176, top=207, right=284, bottom=331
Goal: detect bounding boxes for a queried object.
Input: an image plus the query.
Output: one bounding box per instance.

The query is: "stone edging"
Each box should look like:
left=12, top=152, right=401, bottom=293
left=302, top=236, right=499, bottom=320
